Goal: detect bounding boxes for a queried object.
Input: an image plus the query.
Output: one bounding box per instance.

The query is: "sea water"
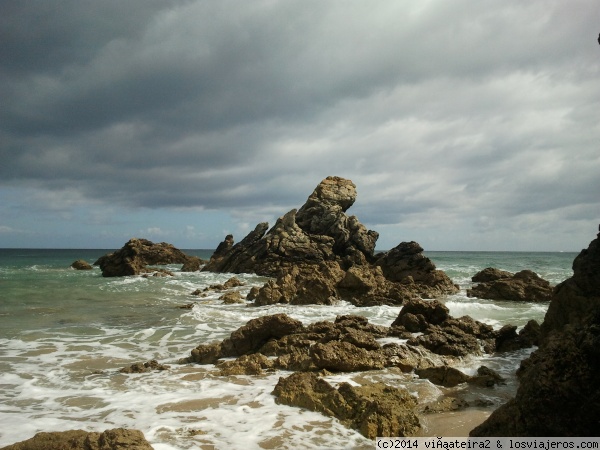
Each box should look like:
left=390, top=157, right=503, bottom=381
left=0, top=249, right=577, bottom=449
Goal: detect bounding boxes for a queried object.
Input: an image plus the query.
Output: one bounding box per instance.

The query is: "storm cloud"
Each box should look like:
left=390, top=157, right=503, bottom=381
left=1, top=0, right=599, bottom=250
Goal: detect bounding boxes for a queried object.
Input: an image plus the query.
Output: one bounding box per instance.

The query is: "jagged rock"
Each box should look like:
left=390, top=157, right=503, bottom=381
left=337, top=265, right=418, bottom=306
left=217, top=354, right=275, bottom=376
left=0, top=428, right=154, bottom=450
left=415, top=366, right=471, bottom=387
left=472, top=267, right=513, bottom=283
left=310, top=341, right=387, bottom=371
left=252, top=262, right=343, bottom=306
left=182, top=309, right=506, bottom=373
left=203, top=176, right=458, bottom=306
left=225, top=313, right=305, bottom=356
left=71, top=259, right=93, bottom=270
left=94, top=238, right=198, bottom=277
left=375, top=242, right=459, bottom=297
left=219, top=291, right=244, bottom=304
left=494, top=321, right=540, bottom=352
left=272, top=372, right=420, bottom=438
left=467, top=366, right=505, bottom=387
left=467, top=269, right=552, bottom=302
left=119, top=359, right=170, bottom=374
left=471, top=228, right=600, bottom=437
left=391, top=298, right=450, bottom=331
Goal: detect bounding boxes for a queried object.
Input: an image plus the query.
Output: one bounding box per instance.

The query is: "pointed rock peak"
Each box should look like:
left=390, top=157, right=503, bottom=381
left=303, top=176, right=357, bottom=212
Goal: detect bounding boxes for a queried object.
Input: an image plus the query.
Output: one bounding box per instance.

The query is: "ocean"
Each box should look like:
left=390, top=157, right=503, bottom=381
left=0, top=249, right=577, bottom=449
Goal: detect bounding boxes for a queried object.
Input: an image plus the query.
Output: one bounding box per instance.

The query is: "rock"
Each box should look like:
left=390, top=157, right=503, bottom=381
left=391, top=298, right=450, bottom=331
left=225, top=313, right=305, bottom=356
left=0, top=428, right=154, bottom=450
left=119, top=359, right=170, bottom=374
left=494, top=322, right=540, bottom=352
left=181, top=256, right=204, bottom=272
left=471, top=267, right=513, bottom=283
left=415, top=366, right=471, bottom=387
left=252, top=262, right=343, bottom=306
left=467, top=269, right=553, bottom=302
left=94, top=238, right=198, bottom=277
left=182, top=309, right=501, bottom=374
left=390, top=298, right=497, bottom=357
left=467, top=366, right=505, bottom=387
left=272, top=372, right=420, bottom=438
left=309, top=341, right=387, bottom=372
left=203, top=176, right=458, bottom=306
left=217, top=353, right=275, bottom=376
left=71, top=259, right=93, bottom=270
left=471, top=228, right=600, bottom=437
left=220, top=291, right=244, bottom=304
left=375, top=242, right=459, bottom=297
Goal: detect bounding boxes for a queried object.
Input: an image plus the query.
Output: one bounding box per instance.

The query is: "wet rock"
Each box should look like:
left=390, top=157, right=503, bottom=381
left=119, top=359, right=170, bottom=374
left=252, top=262, right=343, bottom=306
left=467, top=269, right=553, bottom=303
left=391, top=298, right=450, bottom=332
left=471, top=228, right=600, bottom=437
left=71, top=259, right=93, bottom=270
left=415, top=366, right=471, bottom=387
left=375, top=242, right=459, bottom=298
left=467, top=366, right=505, bottom=387
left=0, top=428, right=154, bottom=450
left=94, top=238, right=198, bottom=277
left=272, top=372, right=420, bottom=438
left=471, top=267, right=513, bottom=283
left=217, top=354, right=275, bottom=376
left=219, top=291, right=244, bottom=304
left=309, top=341, right=387, bottom=372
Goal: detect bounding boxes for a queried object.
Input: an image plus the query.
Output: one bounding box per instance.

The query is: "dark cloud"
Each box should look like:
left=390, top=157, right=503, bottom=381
left=0, top=0, right=599, bottom=249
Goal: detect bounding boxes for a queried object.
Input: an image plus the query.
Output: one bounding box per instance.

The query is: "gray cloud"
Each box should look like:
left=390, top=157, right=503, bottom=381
left=1, top=0, right=599, bottom=249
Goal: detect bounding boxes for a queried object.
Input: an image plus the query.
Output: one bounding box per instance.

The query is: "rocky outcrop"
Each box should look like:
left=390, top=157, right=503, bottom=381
left=0, top=428, right=154, bottom=450
left=182, top=300, right=533, bottom=374
left=94, top=238, right=203, bottom=277
left=471, top=228, right=600, bottom=437
left=272, top=372, right=420, bottom=439
left=71, top=259, right=93, bottom=270
left=467, top=269, right=552, bottom=303
left=203, top=176, right=458, bottom=306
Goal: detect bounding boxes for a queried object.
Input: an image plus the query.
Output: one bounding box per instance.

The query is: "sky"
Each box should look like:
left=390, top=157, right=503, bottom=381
left=1, top=0, right=599, bottom=252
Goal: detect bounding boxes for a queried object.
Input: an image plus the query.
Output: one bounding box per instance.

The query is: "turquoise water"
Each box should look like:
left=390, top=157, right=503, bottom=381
left=0, top=249, right=577, bottom=449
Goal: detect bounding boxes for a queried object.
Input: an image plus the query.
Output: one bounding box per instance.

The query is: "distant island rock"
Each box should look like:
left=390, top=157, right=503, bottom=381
left=94, top=238, right=204, bottom=277
left=203, top=176, right=458, bottom=306
left=467, top=268, right=553, bottom=303
left=471, top=227, right=600, bottom=436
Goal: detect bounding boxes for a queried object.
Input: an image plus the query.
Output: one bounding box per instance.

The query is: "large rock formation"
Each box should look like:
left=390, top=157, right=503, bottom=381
left=467, top=268, right=553, bottom=303
left=0, top=428, right=154, bottom=450
left=471, top=228, right=600, bottom=437
left=203, top=176, right=458, bottom=306
left=94, top=238, right=204, bottom=277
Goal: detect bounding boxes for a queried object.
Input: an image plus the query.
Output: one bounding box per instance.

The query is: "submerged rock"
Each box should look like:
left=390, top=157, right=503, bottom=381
left=94, top=238, right=203, bottom=277
left=203, top=176, right=458, bottom=306
left=0, top=428, right=154, bottom=450
left=467, top=269, right=552, bottom=302
left=471, top=227, right=600, bottom=437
